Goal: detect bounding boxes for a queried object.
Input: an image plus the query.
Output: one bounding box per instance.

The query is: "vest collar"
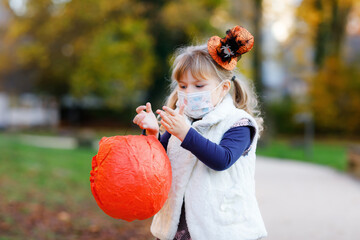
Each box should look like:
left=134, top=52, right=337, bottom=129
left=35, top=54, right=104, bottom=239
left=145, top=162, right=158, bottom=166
left=191, top=94, right=235, bottom=131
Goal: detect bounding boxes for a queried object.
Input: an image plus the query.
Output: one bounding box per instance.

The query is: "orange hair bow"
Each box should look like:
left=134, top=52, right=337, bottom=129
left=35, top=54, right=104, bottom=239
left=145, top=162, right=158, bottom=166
left=208, top=25, right=254, bottom=70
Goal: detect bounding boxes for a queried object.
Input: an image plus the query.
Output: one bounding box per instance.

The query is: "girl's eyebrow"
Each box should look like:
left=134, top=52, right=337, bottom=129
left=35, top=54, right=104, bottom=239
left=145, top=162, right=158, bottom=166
left=195, top=79, right=206, bottom=84
left=178, top=79, right=206, bottom=84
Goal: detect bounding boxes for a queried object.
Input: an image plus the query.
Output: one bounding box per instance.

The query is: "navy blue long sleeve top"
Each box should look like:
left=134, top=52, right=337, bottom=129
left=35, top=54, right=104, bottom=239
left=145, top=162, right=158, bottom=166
left=159, top=126, right=255, bottom=171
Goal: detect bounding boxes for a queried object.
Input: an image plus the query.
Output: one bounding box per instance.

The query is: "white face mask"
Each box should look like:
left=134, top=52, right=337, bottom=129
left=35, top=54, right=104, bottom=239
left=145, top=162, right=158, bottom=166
left=177, top=82, right=223, bottom=119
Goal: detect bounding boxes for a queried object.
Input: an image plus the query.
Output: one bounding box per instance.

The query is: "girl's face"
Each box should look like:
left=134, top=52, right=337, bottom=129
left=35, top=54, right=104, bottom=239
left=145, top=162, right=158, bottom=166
left=177, top=70, right=230, bottom=106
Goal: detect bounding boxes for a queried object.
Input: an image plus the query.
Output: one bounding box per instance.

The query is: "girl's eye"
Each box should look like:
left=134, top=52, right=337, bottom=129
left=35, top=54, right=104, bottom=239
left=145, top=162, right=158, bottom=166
left=196, top=85, right=204, bottom=88
left=179, top=85, right=186, bottom=89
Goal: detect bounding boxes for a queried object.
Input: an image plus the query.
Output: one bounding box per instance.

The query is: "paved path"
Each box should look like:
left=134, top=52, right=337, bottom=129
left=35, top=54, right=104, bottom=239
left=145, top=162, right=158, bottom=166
left=255, top=156, right=360, bottom=240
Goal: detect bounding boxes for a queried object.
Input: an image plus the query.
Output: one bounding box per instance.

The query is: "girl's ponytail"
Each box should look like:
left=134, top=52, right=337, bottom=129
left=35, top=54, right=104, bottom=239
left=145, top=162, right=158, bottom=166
left=231, top=75, right=264, bottom=136
left=232, top=75, right=247, bottom=110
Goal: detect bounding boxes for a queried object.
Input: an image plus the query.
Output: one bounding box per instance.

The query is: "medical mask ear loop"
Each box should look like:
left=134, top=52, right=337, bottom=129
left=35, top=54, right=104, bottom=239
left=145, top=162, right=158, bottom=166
left=212, top=80, right=230, bottom=108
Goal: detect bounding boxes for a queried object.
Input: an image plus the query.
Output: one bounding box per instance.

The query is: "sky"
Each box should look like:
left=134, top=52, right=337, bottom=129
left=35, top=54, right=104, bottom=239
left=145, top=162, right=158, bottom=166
left=263, top=0, right=302, bottom=43
left=9, top=0, right=27, bottom=15
left=261, top=0, right=302, bottom=90
left=9, top=0, right=71, bottom=15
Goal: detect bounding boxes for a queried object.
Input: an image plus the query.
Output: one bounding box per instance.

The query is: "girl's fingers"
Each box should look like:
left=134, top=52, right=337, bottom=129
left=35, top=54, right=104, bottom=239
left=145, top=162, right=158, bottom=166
left=159, top=111, right=171, bottom=124
left=133, top=115, right=140, bottom=125
left=156, top=110, right=166, bottom=119
left=138, top=114, right=146, bottom=123
left=156, top=109, right=165, bottom=115
left=161, top=120, right=170, bottom=131
left=133, top=113, right=146, bottom=125
left=163, top=106, right=176, bottom=116
left=178, top=104, right=185, bottom=115
left=146, top=102, right=152, bottom=113
left=139, top=122, right=148, bottom=129
left=136, top=105, right=146, bottom=114
left=133, top=114, right=140, bottom=124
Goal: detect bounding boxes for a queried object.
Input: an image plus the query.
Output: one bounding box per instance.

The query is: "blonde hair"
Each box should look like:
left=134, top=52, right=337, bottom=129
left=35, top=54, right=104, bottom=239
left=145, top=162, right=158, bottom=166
left=163, top=44, right=264, bottom=135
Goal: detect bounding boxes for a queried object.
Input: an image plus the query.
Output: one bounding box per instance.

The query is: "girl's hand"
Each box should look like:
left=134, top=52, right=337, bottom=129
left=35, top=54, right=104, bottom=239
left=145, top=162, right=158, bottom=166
left=156, top=105, right=190, bottom=142
left=133, top=102, right=159, bottom=137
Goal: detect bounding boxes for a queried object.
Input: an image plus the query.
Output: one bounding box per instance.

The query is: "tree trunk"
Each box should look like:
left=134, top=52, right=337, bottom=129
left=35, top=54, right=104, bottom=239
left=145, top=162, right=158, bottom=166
left=253, top=0, right=264, bottom=100
left=314, top=0, right=352, bottom=69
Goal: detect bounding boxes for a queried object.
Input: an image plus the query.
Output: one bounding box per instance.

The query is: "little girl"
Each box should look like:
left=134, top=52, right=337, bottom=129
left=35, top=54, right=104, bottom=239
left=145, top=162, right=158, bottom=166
left=133, top=26, right=267, bottom=240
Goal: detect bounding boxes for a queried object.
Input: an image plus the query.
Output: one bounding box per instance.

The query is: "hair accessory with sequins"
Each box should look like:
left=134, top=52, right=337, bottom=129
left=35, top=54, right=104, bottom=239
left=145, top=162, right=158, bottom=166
left=208, top=25, right=254, bottom=70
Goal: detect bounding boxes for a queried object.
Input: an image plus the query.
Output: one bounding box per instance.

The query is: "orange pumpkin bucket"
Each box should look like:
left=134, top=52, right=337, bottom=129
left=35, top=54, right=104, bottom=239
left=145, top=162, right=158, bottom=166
left=90, top=135, right=172, bottom=221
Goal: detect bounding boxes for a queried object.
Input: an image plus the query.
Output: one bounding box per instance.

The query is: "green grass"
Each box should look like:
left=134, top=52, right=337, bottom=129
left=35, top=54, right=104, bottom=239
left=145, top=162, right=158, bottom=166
left=257, top=138, right=348, bottom=171
left=0, top=133, right=154, bottom=239
left=0, top=133, right=98, bottom=206
left=0, top=132, right=350, bottom=238
left=17, top=127, right=141, bottom=139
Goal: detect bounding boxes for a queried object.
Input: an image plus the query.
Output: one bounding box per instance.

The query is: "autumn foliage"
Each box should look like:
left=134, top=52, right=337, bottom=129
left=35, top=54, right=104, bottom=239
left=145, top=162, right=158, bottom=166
left=309, top=57, right=360, bottom=135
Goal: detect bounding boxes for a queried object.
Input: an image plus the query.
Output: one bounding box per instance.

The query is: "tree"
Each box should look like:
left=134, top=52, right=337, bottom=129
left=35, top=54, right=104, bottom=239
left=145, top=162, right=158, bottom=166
left=297, top=0, right=354, bottom=68
left=309, top=57, right=360, bottom=135
left=227, top=0, right=264, bottom=99
left=252, top=0, right=264, bottom=99
left=1, top=0, right=155, bottom=109
left=296, top=0, right=360, bottom=136
left=0, top=0, right=225, bottom=111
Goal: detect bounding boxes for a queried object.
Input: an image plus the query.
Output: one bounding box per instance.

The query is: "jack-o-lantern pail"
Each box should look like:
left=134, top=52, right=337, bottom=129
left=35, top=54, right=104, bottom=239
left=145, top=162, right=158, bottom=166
left=90, top=135, right=172, bottom=221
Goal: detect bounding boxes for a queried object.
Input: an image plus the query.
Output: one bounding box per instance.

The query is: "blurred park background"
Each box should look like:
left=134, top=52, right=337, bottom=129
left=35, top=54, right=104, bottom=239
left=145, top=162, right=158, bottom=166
left=0, top=0, right=360, bottom=239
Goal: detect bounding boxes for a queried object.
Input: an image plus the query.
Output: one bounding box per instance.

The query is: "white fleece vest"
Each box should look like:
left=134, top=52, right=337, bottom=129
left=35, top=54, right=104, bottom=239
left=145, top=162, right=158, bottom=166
left=151, top=95, right=267, bottom=240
